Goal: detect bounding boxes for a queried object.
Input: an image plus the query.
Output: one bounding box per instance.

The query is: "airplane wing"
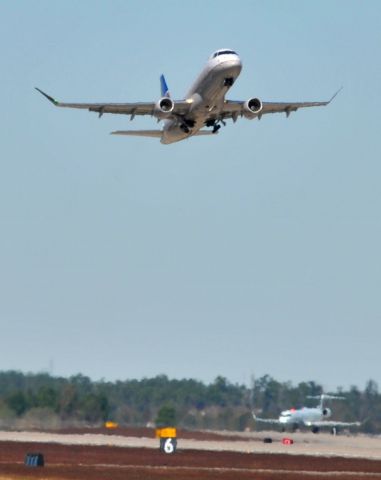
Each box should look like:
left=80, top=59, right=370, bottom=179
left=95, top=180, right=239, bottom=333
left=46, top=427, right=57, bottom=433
left=111, top=129, right=216, bottom=138
left=305, top=420, right=361, bottom=428
left=35, top=88, right=190, bottom=117
left=222, top=88, right=342, bottom=120
left=252, top=413, right=280, bottom=424
left=111, top=130, right=162, bottom=138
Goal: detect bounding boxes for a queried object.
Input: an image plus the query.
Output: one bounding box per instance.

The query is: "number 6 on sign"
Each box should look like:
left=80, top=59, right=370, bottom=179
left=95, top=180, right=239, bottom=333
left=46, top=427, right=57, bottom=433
left=164, top=437, right=174, bottom=453
left=160, top=437, right=177, bottom=454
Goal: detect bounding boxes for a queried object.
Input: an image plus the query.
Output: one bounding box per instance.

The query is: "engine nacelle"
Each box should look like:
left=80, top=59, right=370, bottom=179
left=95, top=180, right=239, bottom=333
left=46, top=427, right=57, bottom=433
left=243, top=97, right=263, bottom=118
left=322, top=407, right=332, bottom=418
left=154, top=97, right=175, bottom=119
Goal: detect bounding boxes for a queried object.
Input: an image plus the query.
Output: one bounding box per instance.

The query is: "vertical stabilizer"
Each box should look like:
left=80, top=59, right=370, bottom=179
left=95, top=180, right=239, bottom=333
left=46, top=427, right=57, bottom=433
left=160, top=74, right=170, bottom=98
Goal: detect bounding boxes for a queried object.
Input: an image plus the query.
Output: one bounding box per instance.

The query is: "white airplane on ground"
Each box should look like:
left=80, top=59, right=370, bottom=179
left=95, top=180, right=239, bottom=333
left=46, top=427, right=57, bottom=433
left=253, top=394, right=360, bottom=434
left=36, top=49, right=341, bottom=145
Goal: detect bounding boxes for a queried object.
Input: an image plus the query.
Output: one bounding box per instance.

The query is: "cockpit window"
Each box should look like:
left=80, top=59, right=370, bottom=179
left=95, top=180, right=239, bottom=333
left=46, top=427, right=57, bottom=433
left=212, top=50, right=237, bottom=58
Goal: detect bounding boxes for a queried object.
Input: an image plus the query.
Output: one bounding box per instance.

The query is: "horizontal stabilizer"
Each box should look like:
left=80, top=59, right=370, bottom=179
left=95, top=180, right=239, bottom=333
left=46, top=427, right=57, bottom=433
left=111, top=130, right=162, bottom=138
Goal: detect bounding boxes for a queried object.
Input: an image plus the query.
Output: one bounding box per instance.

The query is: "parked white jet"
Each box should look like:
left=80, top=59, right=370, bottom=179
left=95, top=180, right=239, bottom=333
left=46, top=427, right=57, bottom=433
left=36, top=49, right=340, bottom=145
left=253, top=394, right=360, bottom=434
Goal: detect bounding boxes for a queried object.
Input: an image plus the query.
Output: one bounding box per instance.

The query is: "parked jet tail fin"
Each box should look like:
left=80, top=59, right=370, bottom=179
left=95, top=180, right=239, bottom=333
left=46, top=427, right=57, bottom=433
left=111, top=130, right=162, bottom=138
left=160, top=74, right=170, bottom=98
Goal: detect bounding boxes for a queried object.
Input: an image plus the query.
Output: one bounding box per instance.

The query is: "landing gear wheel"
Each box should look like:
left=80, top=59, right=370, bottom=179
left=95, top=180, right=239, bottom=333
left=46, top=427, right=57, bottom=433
left=180, top=124, right=190, bottom=133
left=224, top=77, right=234, bottom=87
left=184, top=119, right=195, bottom=128
left=212, top=124, right=221, bottom=134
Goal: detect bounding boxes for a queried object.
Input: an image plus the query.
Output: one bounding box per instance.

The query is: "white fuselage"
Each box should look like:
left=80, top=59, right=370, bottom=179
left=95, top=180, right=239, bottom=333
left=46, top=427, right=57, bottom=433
left=161, top=51, right=242, bottom=144
left=279, top=407, right=329, bottom=426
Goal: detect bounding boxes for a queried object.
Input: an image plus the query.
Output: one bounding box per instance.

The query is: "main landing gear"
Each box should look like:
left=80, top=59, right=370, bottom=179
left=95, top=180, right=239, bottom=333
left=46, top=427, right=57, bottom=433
left=180, top=118, right=195, bottom=133
left=206, top=118, right=225, bottom=134
left=180, top=124, right=190, bottom=133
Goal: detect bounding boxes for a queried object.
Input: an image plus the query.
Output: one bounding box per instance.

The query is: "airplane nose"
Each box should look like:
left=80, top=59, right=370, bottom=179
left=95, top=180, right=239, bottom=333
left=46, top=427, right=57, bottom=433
left=235, top=56, right=242, bottom=68
left=227, top=57, right=242, bottom=74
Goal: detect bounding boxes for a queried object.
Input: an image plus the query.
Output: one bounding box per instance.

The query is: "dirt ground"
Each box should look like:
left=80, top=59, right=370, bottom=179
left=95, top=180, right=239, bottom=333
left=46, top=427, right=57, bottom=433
left=0, top=428, right=381, bottom=480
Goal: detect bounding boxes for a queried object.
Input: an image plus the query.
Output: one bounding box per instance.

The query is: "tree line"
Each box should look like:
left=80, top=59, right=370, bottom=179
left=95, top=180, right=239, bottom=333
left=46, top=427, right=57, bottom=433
left=0, top=371, right=379, bottom=432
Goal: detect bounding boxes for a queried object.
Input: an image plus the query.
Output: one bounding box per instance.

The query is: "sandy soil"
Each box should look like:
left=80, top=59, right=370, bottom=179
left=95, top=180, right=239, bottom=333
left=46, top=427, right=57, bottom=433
left=0, top=429, right=380, bottom=480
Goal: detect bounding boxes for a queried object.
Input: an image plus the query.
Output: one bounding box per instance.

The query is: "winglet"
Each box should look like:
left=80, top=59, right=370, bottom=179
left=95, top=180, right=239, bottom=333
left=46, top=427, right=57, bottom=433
left=160, top=74, right=170, bottom=98
left=328, top=86, right=343, bottom=103
left=35, top=87, right=59, bottom=106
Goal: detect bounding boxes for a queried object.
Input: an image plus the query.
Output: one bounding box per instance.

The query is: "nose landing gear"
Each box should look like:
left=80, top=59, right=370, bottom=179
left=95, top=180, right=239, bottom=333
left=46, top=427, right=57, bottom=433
left=224, top=77, right=234, bottom=87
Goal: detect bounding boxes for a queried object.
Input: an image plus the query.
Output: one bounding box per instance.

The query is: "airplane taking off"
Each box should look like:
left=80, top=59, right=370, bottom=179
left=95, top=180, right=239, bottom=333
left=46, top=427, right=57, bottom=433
left=253, top=394, right=360, bottom=434
left=36, top=49, right=340, bottom=145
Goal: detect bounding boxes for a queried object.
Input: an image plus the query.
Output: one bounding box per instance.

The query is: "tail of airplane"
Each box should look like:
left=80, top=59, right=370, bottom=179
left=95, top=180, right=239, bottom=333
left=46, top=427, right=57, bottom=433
left=160, top=74, right=170, bottom=98
left=307, top=394, right=346, bottom=409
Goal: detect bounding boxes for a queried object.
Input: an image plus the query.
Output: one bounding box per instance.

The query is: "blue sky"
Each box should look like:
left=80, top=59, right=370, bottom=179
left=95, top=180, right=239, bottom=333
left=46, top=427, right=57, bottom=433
left=0, top=1, right=380, bottom=390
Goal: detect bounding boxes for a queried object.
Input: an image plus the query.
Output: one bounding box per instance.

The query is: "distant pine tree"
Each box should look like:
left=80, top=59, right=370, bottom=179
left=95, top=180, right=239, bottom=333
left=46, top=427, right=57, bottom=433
left=155, top=404, right=176, bottom=427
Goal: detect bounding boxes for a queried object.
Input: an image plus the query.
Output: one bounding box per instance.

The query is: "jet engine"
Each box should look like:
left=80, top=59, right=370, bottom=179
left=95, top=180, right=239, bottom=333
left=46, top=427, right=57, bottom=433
left=243, top=97, right=263, bottom=118
left=154, top=97, right=175, bottom=119
left=322, top=407, right=332, bottom=418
